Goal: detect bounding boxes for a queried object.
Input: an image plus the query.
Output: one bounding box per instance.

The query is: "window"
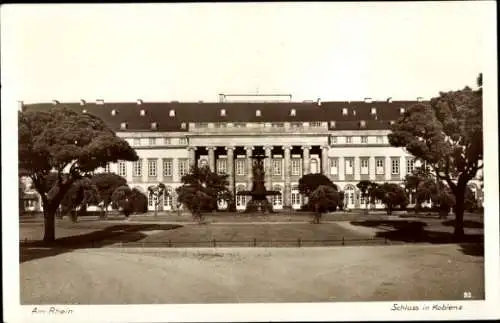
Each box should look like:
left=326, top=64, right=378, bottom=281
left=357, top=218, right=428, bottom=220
left=164, top=138, right=171, bottom=145
left=291, top=122, right=302, bottom=128
left=291, top=159, right=301, bottom=176
left=346, top=136, right=352, bottom=144
left=345, top=159, right=354, bottom=175
left=235, top=159, right=245, bottom=176
left=148, top=190, right=154, bottom=207
left=133, top=138, right=141, bottom=146
left=149, top=138, right=156, bottom=146
left=360, top=158, right=369, bottom=175
left=120, top=122, right=127, bottom=130
left=376, top=159, right=384, bottom=175
left=163, top=159, right=173, bottom=177
left=360, top=120, right=366, bottom=128
left=220, top=109, right=226, bottom=116
left=400, top=107, right=405, bottom=114
left=371, top=107, right=377, bottom=115
left=217, top=159, right=227, bottom=174
left=330, top=136, right=337, bottom=145
left=148, top=159, right=157, bottom=177
left=151, top=122, right=158, bottom=130
left=391, top=158, right=400, bottom=175
left=178, top=159, right=188, bottom=176
left=272, top=185, right=282, bottom=207
left=329, top=121, right=336, bottom=128
left=169, top=109, right=175, bottom=117
left=376, top=136, right=384, bottom=144
left=272, top=159, right=282, bottom=176
left=361, top=136, right=368, bottom=144
left=290, top=109, right=296, bottom=116
left=181, top=122, right=187, bottom=129
left=236, top=185, right=247, bottom=207
left=104, top=163, right=111, bottom=173
left=133, top=159, right=142, bottom=177
left=199, top=159, right=208, bottom=168
left=342, top=108, right=348, bottom=116
left=140, top=109, right=146, bottom=116
left=179, top=138, right=188, bottom=145
left=271, top=122, right=284, bottom=128
left=234, top=122, right=246, bottom=128
left=406, top=159, right=415, bottom=174
left=329, top=158, right=338, bottom=175
left=112, top=109, right=117, bottom=116
left=256, top=110, right=261, bottom=117
left=309, top=121, right=322, bottom=127
left=196, top=123, right=208, bottom=128
left=118, top=161, right=127, bottom=177
left=82, top=109, right=87, bottom=114
left=310, top=159, right=318, bottom=174
left=164, top=187, right=173, bottom=208
left=214, top=122, right=226, bottom=128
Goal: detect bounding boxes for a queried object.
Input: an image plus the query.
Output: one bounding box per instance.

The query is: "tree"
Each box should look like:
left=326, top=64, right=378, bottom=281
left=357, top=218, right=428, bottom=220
left=388, top=75, right=482, bottom=238
left=91, top=173, right=127, bottom=217
left=308, top=185, right=340, bottom=224
left=403, top=167, right=434, bottom=212
left=19, top=107, right=138, bottom=242
left=356, top=180, right=379, bottom=213
left=111, top=185, right=133, bottom=217
left=176, top=186, right=212, bottom=222
left=373, top=183, right=409, bottom=215
left=60, top=177, right=101, bottom=222
left=129, top=188, right=148, bottom=214
left=298, top=173, right=338, bottom=197
left=147, top=183, right=166, bottom=217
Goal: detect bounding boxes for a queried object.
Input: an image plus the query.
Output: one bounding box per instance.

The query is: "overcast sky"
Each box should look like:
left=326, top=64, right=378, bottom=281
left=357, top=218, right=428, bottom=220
left=1, top=2, right=494, bottom=104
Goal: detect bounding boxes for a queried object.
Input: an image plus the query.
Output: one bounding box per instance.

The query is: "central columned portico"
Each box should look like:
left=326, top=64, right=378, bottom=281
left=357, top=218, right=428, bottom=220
left=187, top=141, right=330, bottom=210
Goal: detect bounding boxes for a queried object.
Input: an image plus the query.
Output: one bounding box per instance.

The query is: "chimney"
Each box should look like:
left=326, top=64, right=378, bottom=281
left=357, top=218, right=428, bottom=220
left=387, top=97, right=393, bottom=103
left=137, top=99, right=143, bottom=105
left=317, top=98, right=322, bottom=106
left=80, top=99, right=86, bottom=106
left=17, top=100, right=24, bottom=111
left=96, top=99, right=104, bottom=105
left=364, top=97, right=372, bottom=103
left=52, top=100, right=60, bottom=105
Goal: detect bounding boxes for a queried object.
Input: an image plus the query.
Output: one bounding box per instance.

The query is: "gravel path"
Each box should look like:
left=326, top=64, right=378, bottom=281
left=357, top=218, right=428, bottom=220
left=20, top=244, right=484, bottom=304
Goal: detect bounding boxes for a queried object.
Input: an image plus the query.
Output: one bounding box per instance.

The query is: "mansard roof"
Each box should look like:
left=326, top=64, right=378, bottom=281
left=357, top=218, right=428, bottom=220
left=24, top=100, right=423, bottom=132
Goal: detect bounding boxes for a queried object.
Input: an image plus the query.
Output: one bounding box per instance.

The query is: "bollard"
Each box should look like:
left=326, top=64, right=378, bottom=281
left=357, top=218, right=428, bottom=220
left=342, top=237, right=345, bottom=246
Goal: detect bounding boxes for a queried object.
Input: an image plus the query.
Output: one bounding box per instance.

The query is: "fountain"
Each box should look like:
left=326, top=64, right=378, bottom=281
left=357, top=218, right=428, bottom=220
left=237, top=154, right=280, bottom=213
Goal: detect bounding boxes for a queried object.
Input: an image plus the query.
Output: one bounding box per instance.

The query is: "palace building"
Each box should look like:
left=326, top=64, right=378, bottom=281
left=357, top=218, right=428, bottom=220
left=20, top=94, right=483, bottom=212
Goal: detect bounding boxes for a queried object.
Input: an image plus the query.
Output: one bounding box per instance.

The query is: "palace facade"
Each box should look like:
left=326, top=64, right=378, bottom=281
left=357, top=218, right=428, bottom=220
left=20, top=94, right=483, bottom=212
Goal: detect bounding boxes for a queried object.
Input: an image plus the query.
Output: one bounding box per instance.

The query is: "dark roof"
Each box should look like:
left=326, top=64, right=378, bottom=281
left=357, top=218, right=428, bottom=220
left=24, top=100, right=423, bottom=132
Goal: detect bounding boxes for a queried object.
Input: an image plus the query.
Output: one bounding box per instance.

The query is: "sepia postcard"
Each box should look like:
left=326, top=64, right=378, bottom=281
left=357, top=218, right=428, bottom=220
left=1, top=2, right=499, bottom=322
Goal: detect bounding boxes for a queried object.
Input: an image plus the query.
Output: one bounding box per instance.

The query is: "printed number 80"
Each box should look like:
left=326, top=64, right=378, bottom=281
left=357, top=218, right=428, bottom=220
left=463, top=291, right=472, bottom=299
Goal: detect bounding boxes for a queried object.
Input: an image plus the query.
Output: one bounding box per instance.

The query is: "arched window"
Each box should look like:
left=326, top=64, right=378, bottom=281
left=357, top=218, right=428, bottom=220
left=148, top=190, right=155, bottom=207
left=236, top=185, right=247, bottom=209
left=344, top=185, right=356, bottom=208
left=272, top=185, right=283, bottom=207
left=163, top=186, right=173, bottom=208
left=291, top=185, right=302, bottom=209
left=310, top=159, right=319, bottom=174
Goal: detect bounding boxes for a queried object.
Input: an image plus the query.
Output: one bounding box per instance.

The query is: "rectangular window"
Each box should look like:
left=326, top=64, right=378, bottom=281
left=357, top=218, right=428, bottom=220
left=309, top=121, right=322, bottom=127
left=271, top=122, right=284, bottom=128
left=196, top=123, right=208, bottom=128
left=361, top=136, right=368, bottom=144
left=148, top=159, right=157, bottom=177
left=290, top=122, right=302, bottom=128
left=163, top=159, right=173, bottom=177
left=104, top=163, right=110, bottom=173
left=391, top=158, right=400, bottom=175
left=346, top=136, right=352, bottom=144
left=235, top=159, right=245, bottom=176
left=345, top=159, right=354, bottom=175
left=329, top=158, right=338, bottom=175
left=291, top=159, right=301, bottom=176
left=272, top=159, right=282, bottom=176
left=360, top=158, right=369, bottom=174
left=406, top=159, right=415, bottom=174
left=376, top=136, right=384, bottom=144
left=118, top=161, right=127, bottom=177
left=133, top=138, right=141, bottom=146
left=133, top=159, right=142, bottom=177
left=179, top=138, right=188, bottom=145
left=178, top=159, right=188, bottom=177
left=376, top=159, right=384, bottom=175
left=214, top=122, right=226, bottom=128
left=217, top=159, right=227, bottom=174
left=149, top=138, right=156, bottom=146
left=233, top=122, right=246, bottom=128
left=330, top=136, right=337, bottom=145
left=163, top=137, right=171, bottom=145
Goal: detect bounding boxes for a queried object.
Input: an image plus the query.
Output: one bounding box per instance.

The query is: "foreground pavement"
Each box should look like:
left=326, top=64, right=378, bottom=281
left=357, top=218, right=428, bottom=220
left=20, top=244, right=484, bottom=304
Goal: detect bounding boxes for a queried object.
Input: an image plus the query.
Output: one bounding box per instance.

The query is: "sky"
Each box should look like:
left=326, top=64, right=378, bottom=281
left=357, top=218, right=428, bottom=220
left=1, top=2, right=495, bottom=104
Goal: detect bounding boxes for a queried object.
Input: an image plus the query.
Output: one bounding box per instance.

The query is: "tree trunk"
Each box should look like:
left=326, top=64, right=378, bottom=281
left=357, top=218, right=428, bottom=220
left=43, top=207, right=56, bottom=243
left=453, top=188, right=465, bottom=240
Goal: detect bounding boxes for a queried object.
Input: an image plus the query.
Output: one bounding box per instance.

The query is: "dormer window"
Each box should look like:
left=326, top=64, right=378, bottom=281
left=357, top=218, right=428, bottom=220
left=52, top=100, right=59, bottom=105
left=151, top=122, right=158, bottom=130
left=220, top=109, right=226, bottom=116
left=137, top=99, right=143, bottom=105
left=256, top=110, right=261, bottom=117
left=329, top=121, right=336, bottom=128
left=290, top=109, right=296, bottom=116
left=389, top=120, right=395, bottom=125
left=400, top=107, right=405, bottom=114
left=120, top=122, right=127, bottom=130
left=169, top=109, right=175, bottom=117
left=371, top=107, right=377, bottom=115
left=360, top=120, right=366, bottom=128
left=111, top=109, right=117, bottom=116
left=82, top=109, right=87, bottom=114
left=80, top=99, right=86, bottom=106
left=342, top=108, right=348, bottom=116
left=353, top=109, right=357, bottom=116
left=96, top=99, right=104, bottom=105
left=140, top=109, right=146, bottom=116
left=181, top=122, right=187, bottom=129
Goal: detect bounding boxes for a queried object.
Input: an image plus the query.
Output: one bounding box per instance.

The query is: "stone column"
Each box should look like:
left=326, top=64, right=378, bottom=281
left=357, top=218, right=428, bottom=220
left=245, top=146, right=253, bottom=189
left=188, top=146, right=196, bottom=168
left=283, top=145, right=292, bottom=207
left=264, top=146, right=273, bottom=190
left=226, top=146, right=235, bottom=195
left=207, top=146, right=215, bottom=172
left=321, top=146, right=329, bottom=176
left=302, top=145, right=311, bottom=175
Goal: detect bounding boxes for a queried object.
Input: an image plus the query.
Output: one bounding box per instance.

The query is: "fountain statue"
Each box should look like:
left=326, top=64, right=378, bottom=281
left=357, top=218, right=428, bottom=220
left=237, top=154, right=280, bottom=213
